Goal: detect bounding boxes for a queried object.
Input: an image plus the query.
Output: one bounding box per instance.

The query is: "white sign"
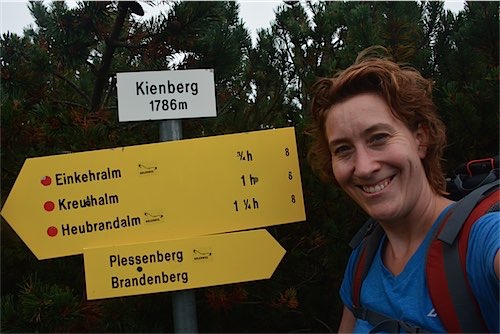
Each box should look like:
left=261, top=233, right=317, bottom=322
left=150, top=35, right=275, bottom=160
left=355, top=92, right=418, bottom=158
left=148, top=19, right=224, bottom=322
left=116, top=69, right=217, bottom=122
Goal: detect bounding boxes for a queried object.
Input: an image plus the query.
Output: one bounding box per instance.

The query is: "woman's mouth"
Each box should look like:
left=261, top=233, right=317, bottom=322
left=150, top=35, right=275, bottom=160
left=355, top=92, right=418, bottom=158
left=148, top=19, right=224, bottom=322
left=361, top=177, right=393, bottom=194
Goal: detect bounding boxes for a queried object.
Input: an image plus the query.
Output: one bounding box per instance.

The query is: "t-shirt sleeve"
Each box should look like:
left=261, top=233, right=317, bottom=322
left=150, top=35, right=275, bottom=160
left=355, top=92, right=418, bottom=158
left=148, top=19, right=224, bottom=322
left=468, top=212, right=500, bottom=281
left=466, top=211, right=500, bottom=333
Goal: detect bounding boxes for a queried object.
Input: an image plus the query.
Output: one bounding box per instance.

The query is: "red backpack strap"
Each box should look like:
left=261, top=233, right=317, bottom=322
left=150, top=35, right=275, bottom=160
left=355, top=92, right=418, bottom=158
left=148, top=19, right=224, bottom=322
left=426, top=181, right=498, bottom=333
left=351, top=220, right=384, bottom=308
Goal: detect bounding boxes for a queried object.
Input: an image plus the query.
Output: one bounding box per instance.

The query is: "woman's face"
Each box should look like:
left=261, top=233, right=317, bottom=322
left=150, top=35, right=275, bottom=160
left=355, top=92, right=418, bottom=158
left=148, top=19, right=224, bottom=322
left=325, top=92, right=429, bottom=223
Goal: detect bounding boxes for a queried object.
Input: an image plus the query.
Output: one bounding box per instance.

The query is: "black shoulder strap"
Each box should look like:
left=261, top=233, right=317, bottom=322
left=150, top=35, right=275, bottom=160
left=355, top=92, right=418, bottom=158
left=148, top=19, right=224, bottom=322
left=352, top=307, right=432, bottom=333
left=349, top=218, right=378, bottom=249
left=438, top=180, right=499, bottom=245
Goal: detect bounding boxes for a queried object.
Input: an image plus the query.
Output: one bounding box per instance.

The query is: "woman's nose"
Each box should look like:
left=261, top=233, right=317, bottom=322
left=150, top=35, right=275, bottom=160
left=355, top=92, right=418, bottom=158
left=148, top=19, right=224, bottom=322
left=353, top=147, right=381, bottom=179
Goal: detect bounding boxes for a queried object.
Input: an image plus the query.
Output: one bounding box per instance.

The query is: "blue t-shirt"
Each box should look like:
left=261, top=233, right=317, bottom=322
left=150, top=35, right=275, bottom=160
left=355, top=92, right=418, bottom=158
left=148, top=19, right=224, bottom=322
left=340, top=208, right=499, bottom=333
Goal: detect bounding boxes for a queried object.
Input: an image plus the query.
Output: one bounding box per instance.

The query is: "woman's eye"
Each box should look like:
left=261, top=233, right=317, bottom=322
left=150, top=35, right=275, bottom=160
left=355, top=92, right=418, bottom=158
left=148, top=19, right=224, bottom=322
left=333, top=145, right=351, bottom=156
left=370, top=133, right=389, bottom=144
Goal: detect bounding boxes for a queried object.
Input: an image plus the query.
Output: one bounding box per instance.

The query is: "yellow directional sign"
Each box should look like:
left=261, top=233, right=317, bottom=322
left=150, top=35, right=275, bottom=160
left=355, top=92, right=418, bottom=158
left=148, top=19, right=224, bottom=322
left=84, top=229, right=285, bottom=300
left=1, top=127, right=305, bottom=259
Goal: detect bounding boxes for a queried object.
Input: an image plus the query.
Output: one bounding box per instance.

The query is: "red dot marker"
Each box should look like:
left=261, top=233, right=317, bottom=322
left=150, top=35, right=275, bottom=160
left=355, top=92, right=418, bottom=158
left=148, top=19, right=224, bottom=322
left=41, top=176, right=52, bottom=186
left=47, top=226, right=58, bottom=237
left=44, top=201, right=55, bottom=212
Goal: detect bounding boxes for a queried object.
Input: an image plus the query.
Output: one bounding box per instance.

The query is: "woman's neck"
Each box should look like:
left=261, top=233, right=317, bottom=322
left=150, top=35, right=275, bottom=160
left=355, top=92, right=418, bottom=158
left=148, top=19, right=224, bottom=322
left=380, top=194, right=454, bottom=275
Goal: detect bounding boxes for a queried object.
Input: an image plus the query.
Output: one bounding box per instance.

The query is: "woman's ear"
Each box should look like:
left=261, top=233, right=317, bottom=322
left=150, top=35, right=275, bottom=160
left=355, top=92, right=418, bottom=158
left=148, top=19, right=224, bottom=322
left=414, top=123, right=430, bottom=159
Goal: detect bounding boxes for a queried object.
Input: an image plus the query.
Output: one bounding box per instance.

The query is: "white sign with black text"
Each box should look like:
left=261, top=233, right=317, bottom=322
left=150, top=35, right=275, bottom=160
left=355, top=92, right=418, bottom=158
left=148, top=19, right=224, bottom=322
left=117, top=69, right=217, bottom=122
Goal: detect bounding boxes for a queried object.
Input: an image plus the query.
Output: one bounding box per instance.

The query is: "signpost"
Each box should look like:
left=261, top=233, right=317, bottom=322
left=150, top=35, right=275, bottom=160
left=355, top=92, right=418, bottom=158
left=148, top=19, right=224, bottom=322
left=1, top=67, right=307, bottom=333
left=0, top=127, right=305, bottom=260
left=132, top=67, right=217, bottom=332
left=116, top=69, right=217, bottom=122
left=83, top=229, right=285, bottom=300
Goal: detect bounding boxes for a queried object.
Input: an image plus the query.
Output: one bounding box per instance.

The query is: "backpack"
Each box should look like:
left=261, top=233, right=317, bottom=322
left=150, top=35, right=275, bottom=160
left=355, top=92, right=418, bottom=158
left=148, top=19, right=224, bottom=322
left=446, top=156, right=499, bottom=201
left=348, top=157, right=499, bottom=333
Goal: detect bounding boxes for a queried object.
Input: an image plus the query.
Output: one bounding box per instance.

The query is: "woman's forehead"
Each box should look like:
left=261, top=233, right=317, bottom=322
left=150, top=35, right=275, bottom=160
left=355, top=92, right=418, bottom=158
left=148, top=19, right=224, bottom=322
left=325, top=93, right=407, bottom=139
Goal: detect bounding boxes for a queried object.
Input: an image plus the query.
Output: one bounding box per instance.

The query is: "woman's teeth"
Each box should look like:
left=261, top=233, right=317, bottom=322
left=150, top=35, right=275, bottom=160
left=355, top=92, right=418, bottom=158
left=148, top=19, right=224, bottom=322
left=362, top=178, right=391, bottom=194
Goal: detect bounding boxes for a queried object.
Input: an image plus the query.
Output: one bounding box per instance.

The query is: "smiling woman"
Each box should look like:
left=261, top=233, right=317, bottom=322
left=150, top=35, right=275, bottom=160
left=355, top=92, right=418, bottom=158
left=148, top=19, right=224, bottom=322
left=306, top=45, right=499, bottom=333
left=325, top=92, right=434, bottom=222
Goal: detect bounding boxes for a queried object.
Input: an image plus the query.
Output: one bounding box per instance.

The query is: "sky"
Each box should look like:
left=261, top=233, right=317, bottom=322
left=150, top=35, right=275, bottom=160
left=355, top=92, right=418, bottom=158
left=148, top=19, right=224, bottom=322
left=0, top=0, right=282, bottom=45
left=1, top=0, right=465, bottom=45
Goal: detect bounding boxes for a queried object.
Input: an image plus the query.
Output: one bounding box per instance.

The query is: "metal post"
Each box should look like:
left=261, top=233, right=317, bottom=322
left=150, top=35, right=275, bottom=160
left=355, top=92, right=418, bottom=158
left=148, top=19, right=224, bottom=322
left=159, top=119, right=198, bottom=333
left=159, top=119, right=183, bottom=142
left=172, top=290, right=198, bottom=333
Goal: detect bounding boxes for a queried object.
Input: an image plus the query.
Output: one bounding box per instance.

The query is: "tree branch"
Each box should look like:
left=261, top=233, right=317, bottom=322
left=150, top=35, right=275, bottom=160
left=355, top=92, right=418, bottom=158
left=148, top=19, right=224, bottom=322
left=110, top=41, right=148, bottom=49
left=52, top=71, right=91, bottom=104
left=89, top=3, right=130, bottom=113
left=50, top=99, right=88, bottom=109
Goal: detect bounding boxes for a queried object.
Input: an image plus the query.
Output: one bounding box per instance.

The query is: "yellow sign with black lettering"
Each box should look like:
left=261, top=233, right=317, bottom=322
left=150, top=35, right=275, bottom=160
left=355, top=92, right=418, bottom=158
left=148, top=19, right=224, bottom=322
left=1, top=127, right=305, bottom=259
left=84, top=229, right=285, bottom=299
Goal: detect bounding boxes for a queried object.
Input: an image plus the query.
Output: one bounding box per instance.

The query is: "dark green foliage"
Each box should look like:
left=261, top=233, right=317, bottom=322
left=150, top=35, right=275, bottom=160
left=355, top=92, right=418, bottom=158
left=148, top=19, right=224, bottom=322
left=433, top=1, right=499, bottom=171
left=1, top=1, right=498, bottom=332
left=2, top=275, right=83, bottom=332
